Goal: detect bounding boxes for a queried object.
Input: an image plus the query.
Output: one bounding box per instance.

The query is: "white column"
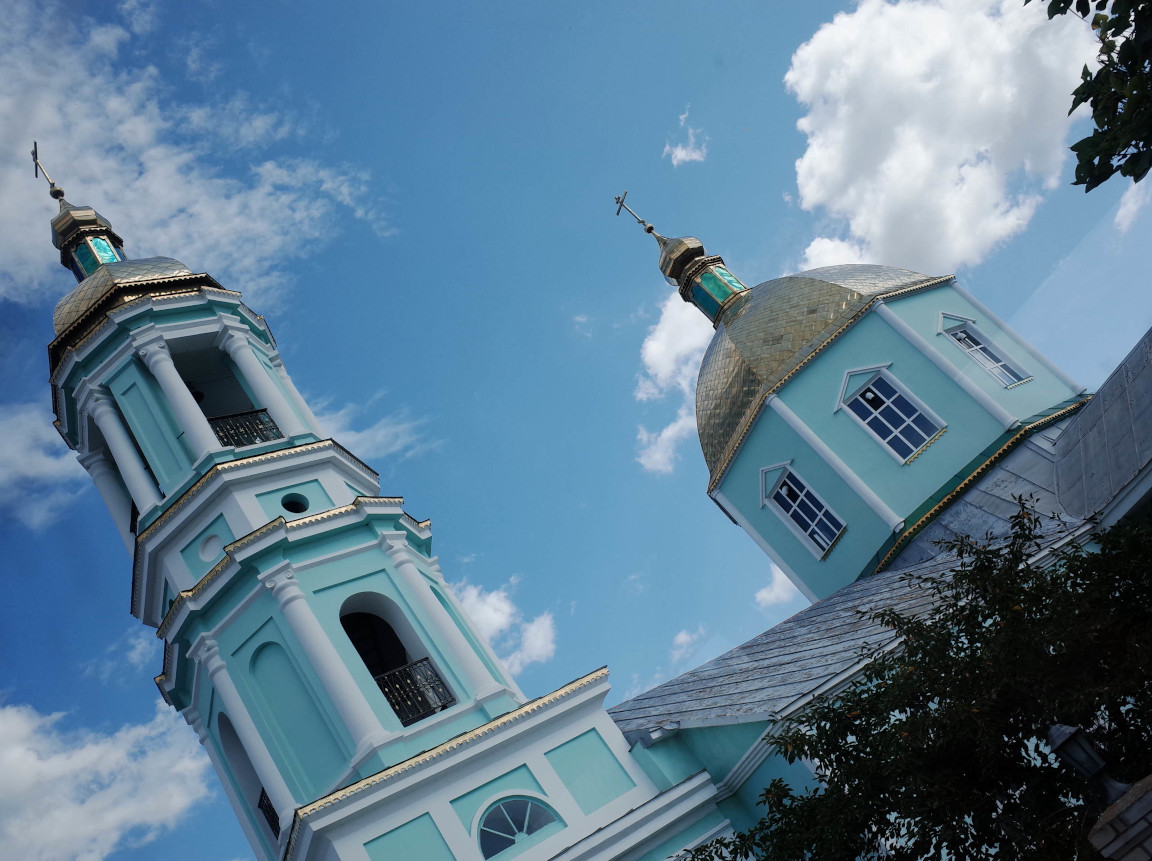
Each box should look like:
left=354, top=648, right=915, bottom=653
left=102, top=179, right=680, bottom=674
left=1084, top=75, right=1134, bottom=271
left=78, top=450, right=133, bottom=549
left=383, top=536, right=501, bottom=699
left=270, top=358, right=323, bottom=433
left=183, top=707, right=270, bottom=852
left=873, top=302, right=1019, bottom=430
left=191, top=638, right=296, bottom=818
left=767, top=395, right=904, bottom=531
left=136, top=339, right=219, bottom=461
left=219, top=331, right=308, bottom=438
left=86, top=390, right=162, bottom=511
left=258, top=566, right=392, bottom=764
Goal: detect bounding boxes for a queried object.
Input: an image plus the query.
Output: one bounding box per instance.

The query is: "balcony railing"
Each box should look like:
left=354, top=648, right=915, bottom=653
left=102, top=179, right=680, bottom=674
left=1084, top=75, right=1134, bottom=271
left=257, top=787, right=280, bottom=838
left=374, top=658, right=456, bottom=726
left=209, top=409, right=283, bottom=448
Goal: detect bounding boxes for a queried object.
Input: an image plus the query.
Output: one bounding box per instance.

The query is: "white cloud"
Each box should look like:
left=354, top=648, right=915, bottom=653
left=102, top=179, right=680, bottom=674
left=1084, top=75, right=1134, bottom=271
left=662, top=106, right=709, bottom=168
left=82, top=627, right=156, bottom=684
left=0, top=700, right=212, bottom=861
left=450, top=579, right=556, bottom=675
left=637, top=403, right=697, bottom=474
left=754, top=564, right=801, bottom=608
left=1115, top=181, right=1151, bottom=233
left=786, top=0, right=1096, bottom=274
left=0, top=402, right=88, bottom=528
left=669, top=625, right=706, bottom=664
left=634, top=290, right=713, bottom=473
left=314, top=396, right=438, bottom=461
left=0, top=0, right=387, bottom=308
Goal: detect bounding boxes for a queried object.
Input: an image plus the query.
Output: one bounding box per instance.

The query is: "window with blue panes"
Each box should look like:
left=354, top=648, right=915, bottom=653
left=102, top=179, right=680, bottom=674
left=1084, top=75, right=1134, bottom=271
left=846, top=373, right=941, bottom=461
left=478, top=797, right=562, bottom=859
left=767, top=470, right=845, bottom=556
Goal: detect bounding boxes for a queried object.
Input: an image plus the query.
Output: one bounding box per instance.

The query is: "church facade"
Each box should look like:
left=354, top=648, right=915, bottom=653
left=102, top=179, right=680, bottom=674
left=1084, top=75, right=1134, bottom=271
left=43, top=182, right=1151, bottom=860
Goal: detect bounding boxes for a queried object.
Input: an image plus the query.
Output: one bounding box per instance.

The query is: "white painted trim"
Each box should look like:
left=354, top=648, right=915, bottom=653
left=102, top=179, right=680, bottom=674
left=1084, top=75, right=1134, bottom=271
left=465, top=789, right=560, bottom=838
left=767, top=396, right=904, bottom=530
left=873, top=301, right=1018, bottom=430
left=936, top=311, right=976, bottom=333
left=760, top=465, right=847, bottom=561
left=937, top=318, right=1031, bottom=389
left=835, top=367, right=949, bottom=465
left=949, top=281, right=1085, bottom=394
left=713, top=488, right=819, bottom=603
left=834, top=363, right=892, bottom=414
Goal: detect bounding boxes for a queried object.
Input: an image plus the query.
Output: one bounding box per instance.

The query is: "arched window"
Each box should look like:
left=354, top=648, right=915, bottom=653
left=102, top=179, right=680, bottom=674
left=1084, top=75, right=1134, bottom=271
left=339, top=602, right=455, bottom=726
left=478, top=797, right=562, bottom=859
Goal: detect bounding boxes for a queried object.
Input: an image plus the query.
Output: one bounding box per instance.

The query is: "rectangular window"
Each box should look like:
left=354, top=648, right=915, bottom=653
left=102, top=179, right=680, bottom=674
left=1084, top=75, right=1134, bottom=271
left=946, top=326, right=1025, bottom=387
left=846, top=373, right=941, bottom=461
left=769, top=470, right=845, bottom=555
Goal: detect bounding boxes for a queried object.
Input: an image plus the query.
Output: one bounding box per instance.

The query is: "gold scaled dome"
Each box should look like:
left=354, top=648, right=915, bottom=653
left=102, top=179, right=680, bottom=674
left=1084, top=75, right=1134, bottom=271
left=52, top=257, right=194, bottom=335
left=696, top=264, right=949, bottom=485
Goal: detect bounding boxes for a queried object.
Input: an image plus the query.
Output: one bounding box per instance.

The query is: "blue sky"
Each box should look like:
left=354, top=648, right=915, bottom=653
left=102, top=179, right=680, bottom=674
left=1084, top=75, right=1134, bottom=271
left=0, top=0, right=1149, bottom=858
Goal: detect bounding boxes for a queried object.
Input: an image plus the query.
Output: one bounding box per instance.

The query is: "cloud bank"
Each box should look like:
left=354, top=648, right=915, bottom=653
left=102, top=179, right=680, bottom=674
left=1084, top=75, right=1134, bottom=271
left=451, top=578, right=556, bottom=675
left=788, top=0, right=1096, bottom=273
left=0, top=700, right=212, bottom=861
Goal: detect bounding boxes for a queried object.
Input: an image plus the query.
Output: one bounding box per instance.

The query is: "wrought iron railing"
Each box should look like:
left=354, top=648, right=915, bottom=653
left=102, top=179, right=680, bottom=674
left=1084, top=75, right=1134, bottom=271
left=374, top=658, right=456, bottom=726
left=209, top=409, right=283, bottom=448
left=257, top=787, right=280, bottom=838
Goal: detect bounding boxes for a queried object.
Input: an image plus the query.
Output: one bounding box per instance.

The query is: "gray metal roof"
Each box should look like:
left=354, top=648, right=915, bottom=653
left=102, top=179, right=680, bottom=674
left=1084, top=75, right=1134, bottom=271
left=608, top=560, right=942, bottom=734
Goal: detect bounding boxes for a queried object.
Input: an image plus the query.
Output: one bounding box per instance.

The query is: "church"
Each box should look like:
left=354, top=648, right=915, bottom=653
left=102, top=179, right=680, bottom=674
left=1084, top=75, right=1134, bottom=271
left=40, top=172, right=1152, bottom=860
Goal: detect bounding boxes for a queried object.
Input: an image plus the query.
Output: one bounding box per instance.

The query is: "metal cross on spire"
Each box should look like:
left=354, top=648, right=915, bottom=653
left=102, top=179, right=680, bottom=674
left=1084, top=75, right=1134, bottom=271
left=31, top=141, right=66, bottom=201
left=614, top=191, right=665, bottom=243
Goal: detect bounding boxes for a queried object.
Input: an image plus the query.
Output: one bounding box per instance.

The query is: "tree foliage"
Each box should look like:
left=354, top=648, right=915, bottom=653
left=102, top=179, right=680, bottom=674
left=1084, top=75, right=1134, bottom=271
left=1029, top=0, right=1152, bottom=190
left=688, top=504, right=1152, bottom=860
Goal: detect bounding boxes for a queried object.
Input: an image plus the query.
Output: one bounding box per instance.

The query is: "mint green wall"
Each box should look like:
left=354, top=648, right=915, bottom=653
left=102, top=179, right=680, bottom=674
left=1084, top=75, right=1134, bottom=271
left=885, top=285, right=1079, bottom=415
left=450, top=764, right=546, bottom=830
left=627, top=734, right=701, bottom=791
left=364, top=813, right=455, bottom=861
left=106, top=357, right=193, bottom=493
left=633, top=809, right=728, bottom=861
left=679, top=723, right=769, bottom=783
left=721, top=407, right=892, bottom=598
left=180, top=513, right=234, bottom=579
left=723, top=750, right=816, bottom=831
left=544, top=728, right=636, bottom=815
left=256, top=479, right=333, bottom=521
left=249, top=640, right=347, bottom=799
left=775, top=312, right=1005, bottom=518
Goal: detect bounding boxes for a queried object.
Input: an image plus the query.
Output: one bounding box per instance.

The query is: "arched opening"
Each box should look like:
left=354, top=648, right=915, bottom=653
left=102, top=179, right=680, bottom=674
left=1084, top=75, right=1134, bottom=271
left=171, top=342, right=282, bottom=447
left=478, top=797, right=563, bottom=859
left=217, top=712, right=280, bottom=840
left=339, top=594, right=456, bottom=726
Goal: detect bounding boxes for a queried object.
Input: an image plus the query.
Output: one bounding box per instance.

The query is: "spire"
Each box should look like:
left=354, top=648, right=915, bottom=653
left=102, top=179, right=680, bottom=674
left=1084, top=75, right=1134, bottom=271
left=34, top=141, right=127, bottom=282
left=613, top=191, right=749, bottom=324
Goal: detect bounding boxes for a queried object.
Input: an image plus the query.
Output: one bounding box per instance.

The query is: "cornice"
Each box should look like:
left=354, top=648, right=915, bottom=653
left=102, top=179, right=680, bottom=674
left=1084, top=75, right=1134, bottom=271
left=154, top=495, right=424, bottom=640
left=282, top=667, right=611, bottom=861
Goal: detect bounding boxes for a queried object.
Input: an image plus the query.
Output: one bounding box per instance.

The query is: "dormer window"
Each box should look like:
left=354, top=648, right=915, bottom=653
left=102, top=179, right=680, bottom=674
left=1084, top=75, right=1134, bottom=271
left=945, top=324, right=1028, bottom=387
left=71, top=236, right=122, bottom=277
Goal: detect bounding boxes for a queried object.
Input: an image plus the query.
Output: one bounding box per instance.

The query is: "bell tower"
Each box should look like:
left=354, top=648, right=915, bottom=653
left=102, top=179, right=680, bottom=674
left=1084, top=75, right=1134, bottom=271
left=42, top=164, right=728, bottom=861
left=43, top=169, right=527, bottom=856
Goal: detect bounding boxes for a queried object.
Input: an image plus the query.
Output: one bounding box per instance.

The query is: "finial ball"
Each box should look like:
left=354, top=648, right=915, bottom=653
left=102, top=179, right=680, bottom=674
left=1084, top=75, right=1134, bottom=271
left=49, top=185, right=65, bottom=200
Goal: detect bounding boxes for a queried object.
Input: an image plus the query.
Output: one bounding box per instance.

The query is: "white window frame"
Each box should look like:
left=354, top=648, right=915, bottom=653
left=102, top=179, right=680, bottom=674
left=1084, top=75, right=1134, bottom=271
left=837, top=369, right=946, bottom=464
left=938, top=315, right=1031, bottom=389
left=760, top=463, right=846, bottom=559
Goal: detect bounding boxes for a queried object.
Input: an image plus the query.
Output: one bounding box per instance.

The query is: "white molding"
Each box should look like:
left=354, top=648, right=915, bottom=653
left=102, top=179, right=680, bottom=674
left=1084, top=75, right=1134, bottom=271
left=936, top=311, right=976, bottom=333
left=760, top=465, right=846, bottom=561
left=767, top=396, right=903, bottom=530
left=873, top=300, right=1018, bottom=430
left=834, top=363, right=891, bottom=414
